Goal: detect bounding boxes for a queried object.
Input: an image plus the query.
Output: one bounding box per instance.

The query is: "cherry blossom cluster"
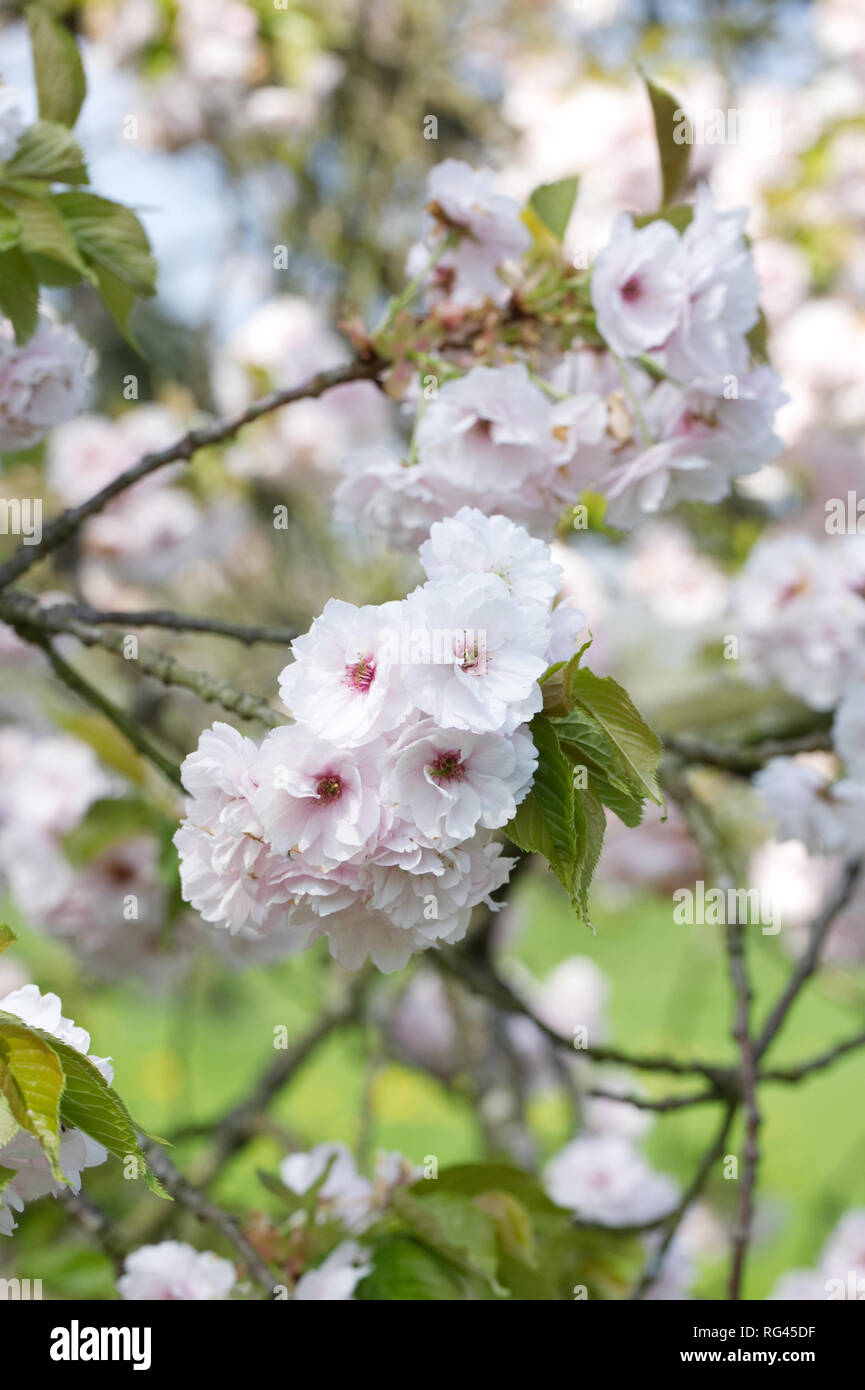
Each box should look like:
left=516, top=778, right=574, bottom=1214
left=175, top=509, right=583, bottom=972
left=115, top=1144, right=419, bottom=1300
left=0, top=727, right=174, bottom=978
left=0, top=315, right=90, bottom=454
left=732, top=532, right=865, bottom=712
left=0, top=986, right=110, bottom=1236
left=335, top=161, right=785, bottom=545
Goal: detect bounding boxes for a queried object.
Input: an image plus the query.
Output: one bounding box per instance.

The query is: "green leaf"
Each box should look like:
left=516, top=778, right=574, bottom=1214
left=528, top=176, right=579, bottom=242
left=392, top=1188, right=502, bottom=1291
left=0, top=925, right=15, bottom=956
left=0, top=1093, right=20, bottom=1148
left=0, top=1162, right=16, bottom=1194
left=3, top=121, right=88, bottom=182
left=54, top=191, right=156, bottom=297
left=0, top=1019, right=65, bottom=1182
left=507, top=714, right=580, bottom=910
left=552, top=703, right=647, bottom=825
left=0, top=189, right=87, bottom=275
left=25, top=1028, right=168, bottom=1199
left=0, top=206, right=19, bottom=252
left=355, top=1236, right=468, bottom=1301
left=572, top=784, right=606, bottom=918
left=748, top=308, right=769, bottom=364
left=567, top=667, right=663, bottom=807
left=23, top=252, right=84, bottom=288
left=474, top=1190, right=536, bottom=1265
left=25, top=5, right=87, bottom=129
left=633, top=203, right=694, bottom=234
left=85, top=259, right=138, bottom=342
left=642, top=71, right=691, bottom=206
left=0, top=246, right=39, bottom=342
left=419, top=1163, right=562, bottom=1215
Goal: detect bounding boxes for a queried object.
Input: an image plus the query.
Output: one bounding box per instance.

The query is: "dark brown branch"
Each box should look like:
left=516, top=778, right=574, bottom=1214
left=725, top=922, right=760, bottom=1301
left=630, top=1102, right=737, bottom=1299
left=0, top=356, right=384, bottom=591
left=47, top=602, right=298, bottom=648
left=761, top=1025, right=865, bottom=1083
left=138, top=1138, right=276, bottom=1294
left=0, top=589, right=286, bottom=728
left=33, top=634, right=182, bottom=787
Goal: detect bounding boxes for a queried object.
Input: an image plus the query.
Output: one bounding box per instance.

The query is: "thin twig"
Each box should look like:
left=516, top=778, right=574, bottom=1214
left=0, top=590, right=286, bottom=728
left=195, top=976, right=370, bottom=1186
left=34, top=635, right=182, bottom=787
left=663, top=728, right=832, bottom=772
left=48, top=602, right=298, bottom=647
left=431, top=947, right=737, bottom=1088
left=630, top=1102, right=737, bottom=1299
left=138, top=1138, right=276, bottom=1295
left=761, top=1025, right=865, bottom=1083
left=725, top=922, right=760, bottom=1301
left=0, top=356, right=385, bottom=591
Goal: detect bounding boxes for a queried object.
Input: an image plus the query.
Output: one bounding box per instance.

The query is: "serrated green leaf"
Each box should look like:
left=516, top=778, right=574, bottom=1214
left=19, top=1027, right=169, bottom=1199
left=572, top=784, right=605, bottom=918
left=0, top=925, right=15, bottom=956
left=3, top=121, right=88, bottom=183
left=0, top=189, right=87, bottom=275
left=0, top=1162, right=16, bottom=1194
left=54, top=191, right=156, bottom=297
left=0, top=1020, right=65, bottom=1182
left=567, top=667, right=663, bottom=806
left=25, top=5, right=87, bottom=129
left=0, top=246, right=39, bottom=343
left=642, top=72, right=691, bottom=206
left=507, top=714, right=579, bottom=908
left=528, top=176, right=579, bottom=241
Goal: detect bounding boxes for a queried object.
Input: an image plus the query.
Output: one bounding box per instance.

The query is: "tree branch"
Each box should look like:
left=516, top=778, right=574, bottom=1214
left=32, top=633, right=183, bottom=787
left=0, top=355, right=385, bottom=591
left=138, top=1138, right=277, bottom=1295
left=47, top=601, right=298, bottom=647
left=0, top=590, right=287, bottom=729
left=725, top=921, right=760, bottom=1301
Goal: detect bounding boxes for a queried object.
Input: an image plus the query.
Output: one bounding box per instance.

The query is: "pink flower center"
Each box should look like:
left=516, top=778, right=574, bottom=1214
left=316, top=774, right=344, bottom=804
left=428, top=750, right=465, bottom=783
left=344, top=654, right=376, bottom=693
left=620, top=275, right=643, bottom=303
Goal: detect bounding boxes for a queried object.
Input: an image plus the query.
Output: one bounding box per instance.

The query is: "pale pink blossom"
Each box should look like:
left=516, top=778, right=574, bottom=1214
left=0, top=317, right=90, bottom=453
left=279, top=598, right=413, bottom=747
left=590, top=215, right=685, bottom=358
left=402, top=574, right=549, bottom=734
left=118, top=1241, right=237, bottom=1300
